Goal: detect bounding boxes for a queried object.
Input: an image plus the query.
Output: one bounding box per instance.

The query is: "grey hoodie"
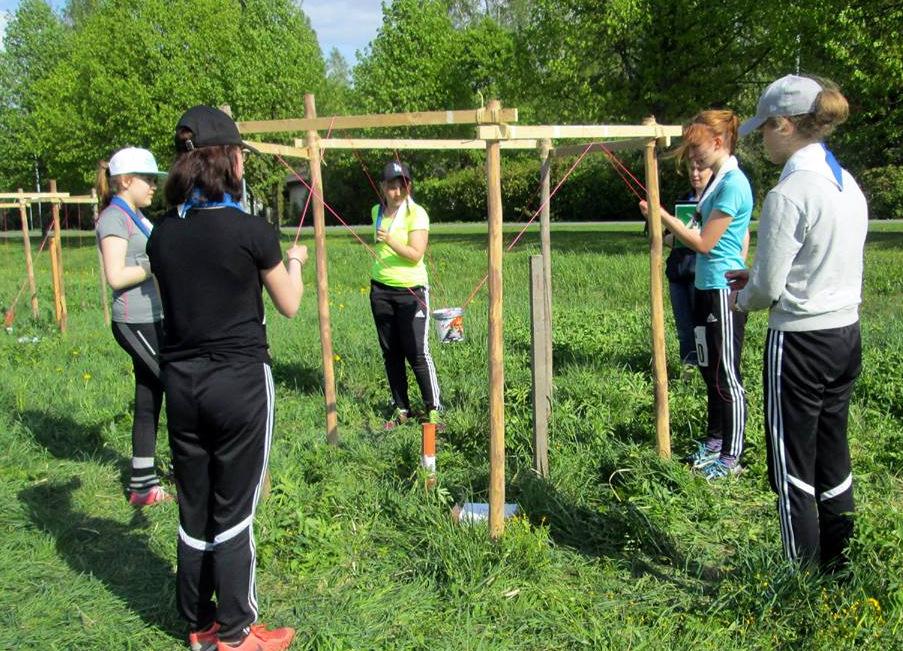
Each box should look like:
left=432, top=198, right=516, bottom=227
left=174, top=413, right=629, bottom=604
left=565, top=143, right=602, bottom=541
left=736, top=143, right=867, bottom=331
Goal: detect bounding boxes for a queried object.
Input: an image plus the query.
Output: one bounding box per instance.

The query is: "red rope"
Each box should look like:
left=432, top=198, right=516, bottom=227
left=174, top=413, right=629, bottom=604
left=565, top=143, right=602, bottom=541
left=4, top=229, right=52, bottom=324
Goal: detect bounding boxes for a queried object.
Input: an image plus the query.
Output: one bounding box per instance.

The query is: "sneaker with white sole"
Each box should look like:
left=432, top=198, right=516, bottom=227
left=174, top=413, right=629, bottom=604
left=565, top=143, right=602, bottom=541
left=687, top=442, right=720, bottom=469
left=189, top=622, right=220, bottom=651
left=700, top=458, right=743, bottom=481
left=128, top=485, right=172, bottom=506
left=383, top=407, right=410, bottom=431
left=217, top=624, right=294, bottom=651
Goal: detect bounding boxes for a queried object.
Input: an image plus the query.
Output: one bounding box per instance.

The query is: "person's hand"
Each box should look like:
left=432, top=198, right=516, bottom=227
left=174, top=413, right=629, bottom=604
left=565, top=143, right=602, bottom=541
left=286, top=244, right=308, bottom=266
left=638, top=200, right=650, bottom=220
left=375, top=227, right=391, bottom=244
left=725, top=269, right=749, bottom=290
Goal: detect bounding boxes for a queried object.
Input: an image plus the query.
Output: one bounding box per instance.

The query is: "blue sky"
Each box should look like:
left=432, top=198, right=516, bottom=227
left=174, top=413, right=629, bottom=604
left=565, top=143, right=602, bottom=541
left=0, top=0, right=384, bottom=64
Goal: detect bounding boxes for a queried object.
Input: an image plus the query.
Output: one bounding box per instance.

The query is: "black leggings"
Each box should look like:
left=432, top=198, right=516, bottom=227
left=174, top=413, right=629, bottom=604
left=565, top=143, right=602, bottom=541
left=111, top=321, right=164, bottom=490
left=370, top=281, right=441, bottom=412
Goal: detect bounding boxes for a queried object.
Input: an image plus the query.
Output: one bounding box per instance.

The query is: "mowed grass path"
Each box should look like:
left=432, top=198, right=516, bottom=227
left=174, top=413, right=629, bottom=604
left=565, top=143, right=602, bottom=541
left=1, top=222, right=901, bottom=650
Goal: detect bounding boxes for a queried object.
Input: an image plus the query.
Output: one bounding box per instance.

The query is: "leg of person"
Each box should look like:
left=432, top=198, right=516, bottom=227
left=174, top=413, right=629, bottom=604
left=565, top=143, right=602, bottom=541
left=691, top=289, right=724, bottom=464
left=764, top=329, right=823, bottom=565
left=202, top=362, right=293, bottom=650
left=165, top=359, right=218, bottom=641
left=815, top=323, right=861, bottom=570
left=370, top=283, right=410, bottom=413
left=112, top=321, right=166, bottom=503
left=397, top=286, right=441, bottom=412
left=669, top=279, right=697, bottom=366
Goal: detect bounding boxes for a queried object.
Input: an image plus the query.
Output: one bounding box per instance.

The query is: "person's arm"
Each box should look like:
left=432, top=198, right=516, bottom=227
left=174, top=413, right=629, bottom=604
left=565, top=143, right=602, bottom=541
left=639, top=200, right=732, bottom=254
left=376, top=228, right=427, bottom=262
left=261, top=244, right=308, bottom=317
left=732, top=192, right=804, bottom=312
left=100, top=235, right=151, bottom=290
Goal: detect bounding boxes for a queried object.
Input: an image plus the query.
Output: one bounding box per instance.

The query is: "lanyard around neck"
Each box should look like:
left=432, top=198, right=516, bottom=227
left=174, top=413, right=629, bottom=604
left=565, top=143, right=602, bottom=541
left=110, top=196, right=151, bottom=239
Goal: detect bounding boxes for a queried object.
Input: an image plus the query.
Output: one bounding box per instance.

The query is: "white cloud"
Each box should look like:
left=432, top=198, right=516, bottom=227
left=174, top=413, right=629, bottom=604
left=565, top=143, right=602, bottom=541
left=0, top=11, right=9, bottom=51
left=302, top=0, right=384, bottom=64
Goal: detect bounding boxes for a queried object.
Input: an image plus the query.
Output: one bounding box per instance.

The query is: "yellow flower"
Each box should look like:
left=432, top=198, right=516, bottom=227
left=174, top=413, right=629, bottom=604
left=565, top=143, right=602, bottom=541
left=333, top=354, right=342, bottom=363
left=83, top=372, right=92, bottom=382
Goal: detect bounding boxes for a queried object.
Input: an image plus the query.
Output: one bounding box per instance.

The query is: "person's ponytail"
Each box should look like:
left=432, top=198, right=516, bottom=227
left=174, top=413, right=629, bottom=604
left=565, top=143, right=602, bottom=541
left=95, top=160, right=114, bottom=211
left=787, top=77, right=849, bottom=141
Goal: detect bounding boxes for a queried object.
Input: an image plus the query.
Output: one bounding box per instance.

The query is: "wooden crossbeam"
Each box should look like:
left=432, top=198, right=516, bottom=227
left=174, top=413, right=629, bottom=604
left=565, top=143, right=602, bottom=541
left=238, top=107, right=519, bottom=135
left=0, top=202, right=20, bottom=208
left=477, top=124, right=683, bottom=141
left=59, top=195, right=99, bottom=205
left=246, top=140, right=310, bottom=159
left=0, top=192, right=71, bottom=200
left=551, top=137, right=676, bottom=158
left=301, top=137, right=540, bottom=151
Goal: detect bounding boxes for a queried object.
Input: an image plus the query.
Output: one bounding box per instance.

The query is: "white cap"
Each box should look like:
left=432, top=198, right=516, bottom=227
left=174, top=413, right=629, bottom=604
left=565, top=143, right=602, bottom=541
left=739, top=75, right=823, bottom=137
left=108, top=147, right=167, bottom=177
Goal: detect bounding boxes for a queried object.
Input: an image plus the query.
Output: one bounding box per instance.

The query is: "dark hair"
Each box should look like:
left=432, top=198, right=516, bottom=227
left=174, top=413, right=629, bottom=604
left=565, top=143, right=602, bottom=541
left=164, top=127, right=243, bottom=206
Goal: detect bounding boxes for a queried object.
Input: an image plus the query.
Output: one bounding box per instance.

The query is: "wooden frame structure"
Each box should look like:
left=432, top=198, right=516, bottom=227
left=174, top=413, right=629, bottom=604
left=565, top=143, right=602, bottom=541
left=239, top=95, right=680, bottom=537
left=1, top=188, right=101, bottom=331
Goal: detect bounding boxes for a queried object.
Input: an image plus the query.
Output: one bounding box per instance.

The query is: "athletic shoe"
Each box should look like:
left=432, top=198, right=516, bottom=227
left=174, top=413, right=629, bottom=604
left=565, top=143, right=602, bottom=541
left=426, top=409, right=446, bottom=433
left=217, top=624, right=295, bottom=651
left=686, top=442, right=720, bottom=469
left=128, top=485, right=172, bottom=506
left=700, top=458, right=743, bottom=481
left=383, top=408, right=410, bottom=431
left=189, top=622, right=220, bottom=651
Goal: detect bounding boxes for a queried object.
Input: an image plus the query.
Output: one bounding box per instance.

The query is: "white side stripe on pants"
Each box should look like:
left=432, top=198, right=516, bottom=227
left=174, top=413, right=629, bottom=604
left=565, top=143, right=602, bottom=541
left=767, top=330, right=797, bottom=561
left=819, top=473, right=852, bottom=501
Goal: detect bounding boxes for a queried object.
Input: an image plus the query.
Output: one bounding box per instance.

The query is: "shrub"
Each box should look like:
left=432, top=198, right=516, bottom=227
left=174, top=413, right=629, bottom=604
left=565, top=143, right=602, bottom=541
left=860, top=166, right=903, bottom=220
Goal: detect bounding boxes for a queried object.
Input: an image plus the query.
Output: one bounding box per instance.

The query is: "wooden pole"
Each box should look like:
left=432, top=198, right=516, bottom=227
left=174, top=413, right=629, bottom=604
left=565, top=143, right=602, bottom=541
left=530, top=255, right=550, bottom=478
left=49, top=180, right=67, bottom=332
left=305, top=93, right=340, bottom=446
left=18, top=190, right=39, bottom=320
left=642, top=117, right=671, bottom=459
left=91, top=189, right=110, bottom=326
left=485, top=99, right=506, bottom=538
left=539, top=139, right=554, bottom=402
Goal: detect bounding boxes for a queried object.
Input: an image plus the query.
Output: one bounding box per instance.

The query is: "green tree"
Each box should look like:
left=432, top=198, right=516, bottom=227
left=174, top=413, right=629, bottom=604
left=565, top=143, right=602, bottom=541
left=15, top=0, right=324, bottom=199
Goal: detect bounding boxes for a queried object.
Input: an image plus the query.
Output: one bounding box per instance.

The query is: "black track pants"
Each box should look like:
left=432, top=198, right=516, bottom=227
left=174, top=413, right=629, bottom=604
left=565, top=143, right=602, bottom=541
left=764, top=324, right=861, bottom=568
left=111, top=321, right=164, bottom=491
left=163, top=358, right=274, bottom=640
left=693, top=288, right=747, bottom=458
left=370, top=281, right=441, bottom=412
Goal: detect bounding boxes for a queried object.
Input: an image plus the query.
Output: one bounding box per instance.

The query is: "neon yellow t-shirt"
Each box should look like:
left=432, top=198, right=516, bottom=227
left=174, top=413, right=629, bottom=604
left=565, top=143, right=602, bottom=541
left=370, top=198, right=430, bottom=287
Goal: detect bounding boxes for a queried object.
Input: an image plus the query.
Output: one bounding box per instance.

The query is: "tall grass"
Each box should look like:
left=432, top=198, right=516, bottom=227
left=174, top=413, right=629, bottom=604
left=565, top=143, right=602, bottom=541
left=0, top=223, right=900, bottom=649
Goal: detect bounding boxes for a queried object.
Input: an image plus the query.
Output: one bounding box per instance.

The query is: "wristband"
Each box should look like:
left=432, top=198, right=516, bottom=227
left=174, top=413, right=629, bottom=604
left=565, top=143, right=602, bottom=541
left=287, top=257, right=303, bottom=265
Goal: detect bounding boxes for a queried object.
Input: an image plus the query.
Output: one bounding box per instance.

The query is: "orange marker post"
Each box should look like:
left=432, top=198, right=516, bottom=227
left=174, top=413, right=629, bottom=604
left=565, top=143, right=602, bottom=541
left=421, top=422, right=437, bottom=488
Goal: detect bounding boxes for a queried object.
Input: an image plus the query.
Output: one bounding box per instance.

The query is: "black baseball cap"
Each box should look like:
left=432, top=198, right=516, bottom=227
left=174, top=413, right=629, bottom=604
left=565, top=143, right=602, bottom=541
left=383, top=160, right=412, bottom=182
left=175, top=105, right=258, bottom=154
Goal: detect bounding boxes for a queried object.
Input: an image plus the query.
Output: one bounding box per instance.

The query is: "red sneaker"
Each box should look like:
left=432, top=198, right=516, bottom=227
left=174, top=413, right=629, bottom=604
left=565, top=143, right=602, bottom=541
left=217, top=624, right=295, bottom=651
left=128, top=485, right=172, bottom=506
left=189, top=621, right=220, bottom=651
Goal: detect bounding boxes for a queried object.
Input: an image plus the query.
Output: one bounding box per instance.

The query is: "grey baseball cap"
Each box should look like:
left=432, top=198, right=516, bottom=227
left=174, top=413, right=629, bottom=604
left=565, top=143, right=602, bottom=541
left=739, top=75, right=823, bottom=137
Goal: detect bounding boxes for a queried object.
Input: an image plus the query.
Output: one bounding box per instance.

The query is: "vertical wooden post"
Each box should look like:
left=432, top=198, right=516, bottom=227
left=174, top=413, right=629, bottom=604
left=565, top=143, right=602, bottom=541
left=530, top=255, right=550, bottom=478
left=18, top=189, right=39, bottom=320
left=92, top=189, right=110, bottom=326
left=643, top=117, right=671, bottom=459
left=539, top=138, right=554, bottom=404
left=49, top=180, right=67, bottom=332
left=485, top=99, right=506, bottom=538
left=305, top=93, right=340, bottom=446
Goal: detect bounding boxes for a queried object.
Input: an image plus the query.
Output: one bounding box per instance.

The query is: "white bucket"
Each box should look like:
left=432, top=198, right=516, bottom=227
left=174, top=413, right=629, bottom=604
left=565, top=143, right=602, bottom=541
left=432, top=307, right=465, bottom=343
left=452, top=502, right=519, bottom=524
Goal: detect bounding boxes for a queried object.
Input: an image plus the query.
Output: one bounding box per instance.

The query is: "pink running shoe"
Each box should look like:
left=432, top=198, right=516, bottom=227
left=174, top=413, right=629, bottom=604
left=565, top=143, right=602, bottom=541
left=217, top=624, right=295, bottom=650
left=128, top=485, right=172, bottom=506
left=189, top=622, right=220, bottom=651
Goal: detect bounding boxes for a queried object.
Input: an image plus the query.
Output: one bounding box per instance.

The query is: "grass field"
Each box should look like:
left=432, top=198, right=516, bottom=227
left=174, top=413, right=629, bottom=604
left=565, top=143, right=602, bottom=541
left=1, top=221, right=901, bottom=650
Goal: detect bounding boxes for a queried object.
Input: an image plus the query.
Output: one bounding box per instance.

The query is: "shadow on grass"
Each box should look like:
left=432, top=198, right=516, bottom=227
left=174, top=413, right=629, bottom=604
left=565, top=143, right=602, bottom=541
left=17, top=409, right=131, bottom=491
left=271, top=361, right=324, bottom=394
left=18, top=478, right=182, bottom=640
left=511, top=471, right=722, bottom=591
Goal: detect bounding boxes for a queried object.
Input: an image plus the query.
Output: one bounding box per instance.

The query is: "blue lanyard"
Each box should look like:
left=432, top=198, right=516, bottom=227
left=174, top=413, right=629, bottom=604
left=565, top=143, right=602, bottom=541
left=822, top=144, right=844, bottom=189
left=178, top=190, right=244, bottom=218
left=110, top=196, right=151, bottom=239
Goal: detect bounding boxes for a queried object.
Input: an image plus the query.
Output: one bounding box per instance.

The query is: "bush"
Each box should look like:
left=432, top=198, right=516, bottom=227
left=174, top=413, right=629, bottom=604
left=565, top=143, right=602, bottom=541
left=861, top=166, right=903, bottom=219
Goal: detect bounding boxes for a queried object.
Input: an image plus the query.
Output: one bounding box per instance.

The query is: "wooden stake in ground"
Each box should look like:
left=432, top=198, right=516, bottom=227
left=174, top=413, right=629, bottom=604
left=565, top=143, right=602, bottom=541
left=643, top=117, right=671, bottom=459
left=305, top=93, right=340, bottom=446
left=485, top=99, right=506, bottom=538
left=49, top=180, right=67, bottom=332
left=91, top=189, right=110, bottom=326
left=539, top=138, right=554, bottom=412
left=530, top=255, right=550, bottom=478
left=18, top=189, right=39, bottom=320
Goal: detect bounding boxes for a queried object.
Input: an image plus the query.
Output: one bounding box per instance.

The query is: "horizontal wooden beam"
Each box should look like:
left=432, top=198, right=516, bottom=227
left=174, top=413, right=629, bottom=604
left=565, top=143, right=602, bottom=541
left=238, top=107, right=518, bottom=134
left=246, top=140, right=310, bottom=159
left=296, top=137, right=539, bottom=151
left=59, top=195, right=99, bottom=205
left=0, top=202, right=20, bottom=208
left=0, top=192, right=71, bottom=200
left=477, top=124, right=682, bottom=141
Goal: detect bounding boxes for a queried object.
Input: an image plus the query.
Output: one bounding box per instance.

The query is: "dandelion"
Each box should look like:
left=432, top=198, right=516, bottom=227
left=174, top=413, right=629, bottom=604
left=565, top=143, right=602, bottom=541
left=333, top=354, right=342, bottom=363
left=83, top=372, right=92, bottom=382
left=865, top=597, right=881, bottom=613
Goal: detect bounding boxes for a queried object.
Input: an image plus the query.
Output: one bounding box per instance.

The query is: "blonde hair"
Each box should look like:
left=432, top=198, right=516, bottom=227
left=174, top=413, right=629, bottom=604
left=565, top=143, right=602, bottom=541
left=674, top=110, right=740, bottom=166
left=780, top=76, right=849, bottom=140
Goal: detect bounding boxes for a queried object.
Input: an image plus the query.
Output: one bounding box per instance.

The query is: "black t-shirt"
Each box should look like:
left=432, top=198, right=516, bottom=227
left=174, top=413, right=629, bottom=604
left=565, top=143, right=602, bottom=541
left=147, top=206, right=282, bottom=363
